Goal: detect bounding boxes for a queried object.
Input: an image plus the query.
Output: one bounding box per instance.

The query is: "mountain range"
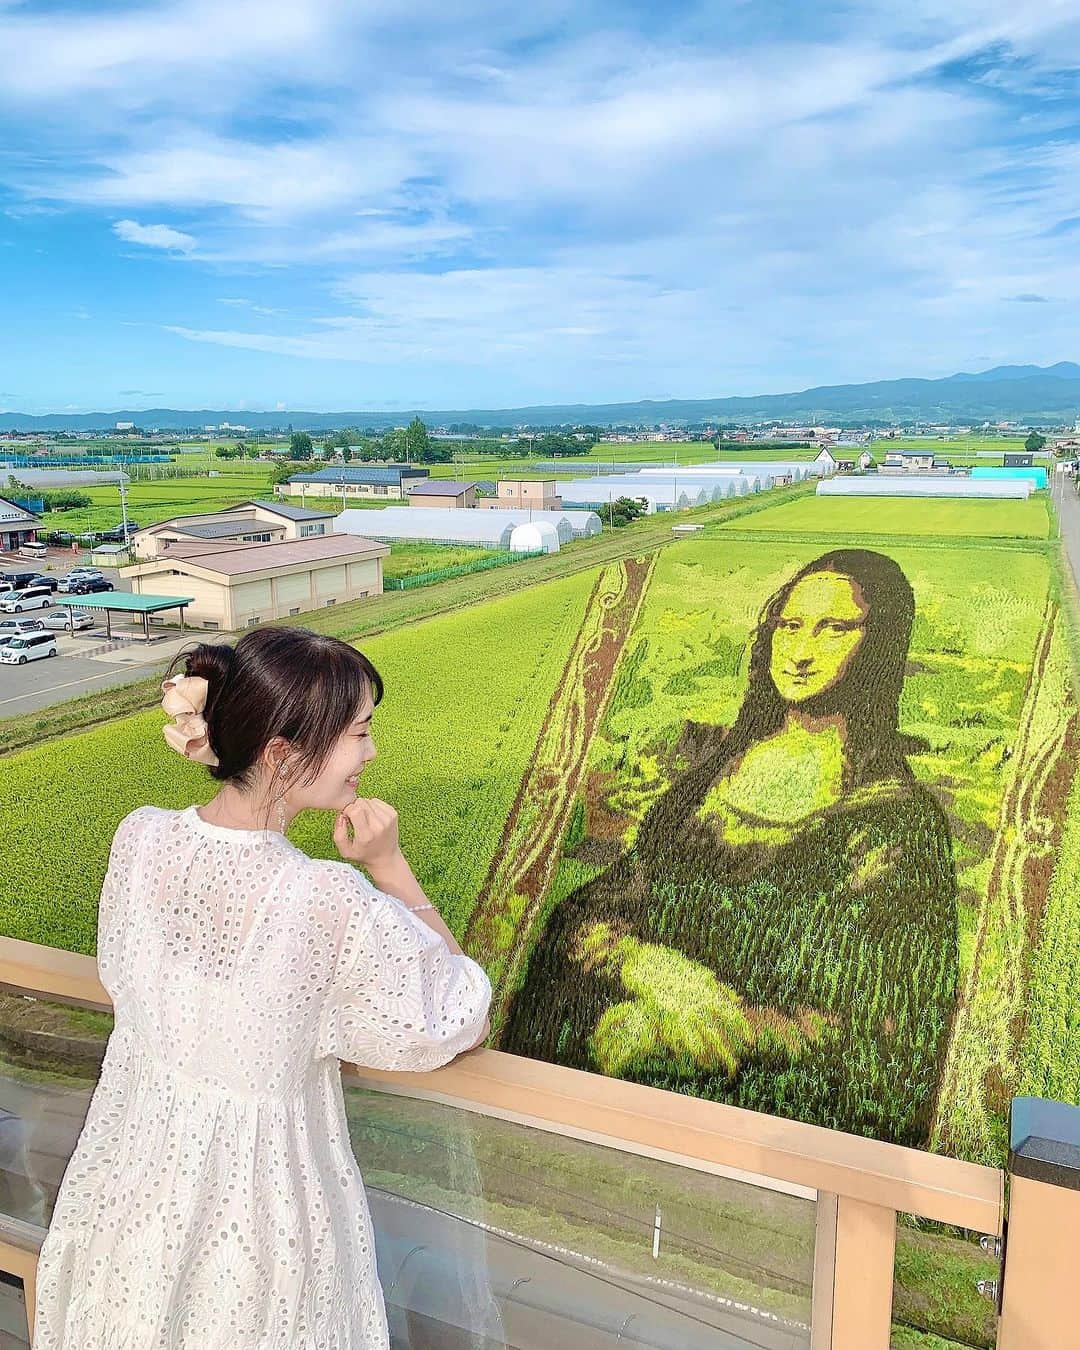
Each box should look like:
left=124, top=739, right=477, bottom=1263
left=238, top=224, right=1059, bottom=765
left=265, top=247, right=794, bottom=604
left=5, top=363, right=1080, bottom=431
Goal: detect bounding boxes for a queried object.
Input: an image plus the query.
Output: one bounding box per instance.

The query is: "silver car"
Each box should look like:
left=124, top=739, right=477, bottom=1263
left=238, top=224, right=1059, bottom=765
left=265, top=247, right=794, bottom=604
left=41, top=610, right=95, bottom=632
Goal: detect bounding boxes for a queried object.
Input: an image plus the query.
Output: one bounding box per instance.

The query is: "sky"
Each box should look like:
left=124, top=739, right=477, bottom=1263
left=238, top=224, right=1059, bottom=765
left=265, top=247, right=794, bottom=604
left=2, top=0, right=1080, bottom=414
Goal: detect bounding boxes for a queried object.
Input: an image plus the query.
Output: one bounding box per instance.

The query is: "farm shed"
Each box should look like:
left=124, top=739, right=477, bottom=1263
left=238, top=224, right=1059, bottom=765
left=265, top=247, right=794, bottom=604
left=818, top=476, right=1032, bottom=499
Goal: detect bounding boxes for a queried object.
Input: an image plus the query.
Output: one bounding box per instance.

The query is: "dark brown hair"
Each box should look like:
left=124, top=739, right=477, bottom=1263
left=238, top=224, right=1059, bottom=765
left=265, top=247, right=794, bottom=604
left=165, top=626, right=383, bottom=786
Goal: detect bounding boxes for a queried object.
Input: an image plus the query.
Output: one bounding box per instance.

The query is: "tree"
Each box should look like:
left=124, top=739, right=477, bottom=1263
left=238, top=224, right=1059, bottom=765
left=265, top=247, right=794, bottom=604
left=245, top=443, right=260, bottom=459
left=289, top=432, right=314, bottom=459
left=406, top=416, right=431, bottom=461
left=1025, top=430, right=1046, bottom=453
left=340, top=443, right=353, bottom=463
left=607, top=495, right=647, bottom=528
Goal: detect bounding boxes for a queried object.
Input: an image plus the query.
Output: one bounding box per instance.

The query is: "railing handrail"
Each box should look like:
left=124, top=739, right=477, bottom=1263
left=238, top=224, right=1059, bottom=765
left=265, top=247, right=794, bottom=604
left=0, top=935, right=1003, bottom=1236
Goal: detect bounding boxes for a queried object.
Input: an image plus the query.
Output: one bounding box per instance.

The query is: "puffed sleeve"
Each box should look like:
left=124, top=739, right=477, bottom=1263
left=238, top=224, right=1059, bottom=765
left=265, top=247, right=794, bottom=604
left=96, top=806, right=152, bottom=996
left=316, top=868, right=491, bottom=1072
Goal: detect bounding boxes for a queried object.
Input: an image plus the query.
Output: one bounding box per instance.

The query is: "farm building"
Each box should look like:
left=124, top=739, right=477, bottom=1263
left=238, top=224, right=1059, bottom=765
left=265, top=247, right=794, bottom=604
left=127, top=533, right=389, bottom=630
left=276, top=465, right=430, bottom=501
left=406, top=479, right=481, bottom=508
left=881, top=450, right=951, bottom=474
left=132, top=501, right=334, bottom=562
left=817, top=476, right=1032, bottom=499
left=479, top=480, right=563, bottom=510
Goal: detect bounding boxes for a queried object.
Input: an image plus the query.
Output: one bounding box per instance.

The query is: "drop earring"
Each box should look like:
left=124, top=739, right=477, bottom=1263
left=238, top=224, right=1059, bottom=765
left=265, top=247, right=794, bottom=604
left=277, top=761, right=288, bottom=834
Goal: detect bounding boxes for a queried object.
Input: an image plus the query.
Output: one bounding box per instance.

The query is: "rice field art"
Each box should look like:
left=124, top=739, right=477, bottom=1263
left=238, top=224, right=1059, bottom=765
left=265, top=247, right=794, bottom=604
left=475, top=535, right=1078, bottom=1164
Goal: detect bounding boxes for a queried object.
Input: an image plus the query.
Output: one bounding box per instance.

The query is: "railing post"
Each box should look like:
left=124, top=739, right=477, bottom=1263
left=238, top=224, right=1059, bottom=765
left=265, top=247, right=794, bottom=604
left=998, top=1096, right=1080, bottom=1349
left=812, top=1191, right=895, bottom=1349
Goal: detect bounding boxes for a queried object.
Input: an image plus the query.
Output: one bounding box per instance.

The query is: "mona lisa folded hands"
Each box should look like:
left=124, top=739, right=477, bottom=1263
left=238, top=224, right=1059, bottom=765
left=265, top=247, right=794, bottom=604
left=571, top=922, right=828, bottom=1078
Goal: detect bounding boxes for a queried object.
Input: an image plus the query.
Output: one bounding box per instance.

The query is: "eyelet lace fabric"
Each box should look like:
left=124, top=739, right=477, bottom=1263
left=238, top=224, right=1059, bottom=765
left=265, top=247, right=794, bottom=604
left=34, top=804, right=492, bottom=1349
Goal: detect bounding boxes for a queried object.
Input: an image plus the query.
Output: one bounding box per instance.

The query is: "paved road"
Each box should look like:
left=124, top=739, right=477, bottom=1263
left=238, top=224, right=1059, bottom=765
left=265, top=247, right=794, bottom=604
left=1050, top=467, right=1080, bottom=592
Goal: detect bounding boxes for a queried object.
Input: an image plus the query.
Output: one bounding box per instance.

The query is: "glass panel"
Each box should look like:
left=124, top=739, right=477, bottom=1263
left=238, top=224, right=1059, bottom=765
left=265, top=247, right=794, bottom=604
left=0, top=994, right=816, bottom=1347
left=345, top=1081, right=815, bottom=1349
left=0, top=1274, right=30, bottom=1350
left=889, top=1214, right=1000, bottom=1350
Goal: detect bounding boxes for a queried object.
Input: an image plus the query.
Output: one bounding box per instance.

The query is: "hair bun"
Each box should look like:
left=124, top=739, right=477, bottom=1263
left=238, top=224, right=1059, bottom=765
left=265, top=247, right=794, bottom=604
left=183, top=643, right=236, bottom=710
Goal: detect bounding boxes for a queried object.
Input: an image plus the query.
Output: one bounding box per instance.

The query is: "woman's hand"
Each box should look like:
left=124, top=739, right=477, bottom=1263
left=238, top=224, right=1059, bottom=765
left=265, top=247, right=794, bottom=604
left=333, top=797, right=402, bottom=872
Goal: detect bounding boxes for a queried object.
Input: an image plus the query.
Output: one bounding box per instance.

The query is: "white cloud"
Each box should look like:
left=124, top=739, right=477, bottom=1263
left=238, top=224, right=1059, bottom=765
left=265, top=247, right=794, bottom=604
left=113, top=219, right=196, bottom=252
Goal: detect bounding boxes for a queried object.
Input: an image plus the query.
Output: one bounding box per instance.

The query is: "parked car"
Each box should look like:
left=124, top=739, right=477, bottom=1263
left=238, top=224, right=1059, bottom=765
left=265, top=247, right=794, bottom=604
left=17, top=542, right=48, bottom=560
left=0, top=618, right=46, bottom=638
left=0, top=632, right=58, bottom=664
left=42, top=610, right=95, bottom=632
left=68, top=577, right=114, bottom=595
left=25, top=575, right=58, bottom=592
left=57, top=569, right=104, bottom=593
left=0, top=587, right=54, bottom=613
left=2, top=572, right=39, bottom=589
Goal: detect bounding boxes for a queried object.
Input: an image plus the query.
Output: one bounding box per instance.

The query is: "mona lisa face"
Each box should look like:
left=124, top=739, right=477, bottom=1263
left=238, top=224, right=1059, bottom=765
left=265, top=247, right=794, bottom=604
left=769, top=571, right=869, bottom=704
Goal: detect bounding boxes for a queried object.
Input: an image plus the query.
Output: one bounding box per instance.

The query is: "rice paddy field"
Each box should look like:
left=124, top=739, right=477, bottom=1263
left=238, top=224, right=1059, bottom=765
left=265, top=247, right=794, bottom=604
left=720, top=492, right=1052, bottom=539
left=4, top=482, right=1072, bottom=1347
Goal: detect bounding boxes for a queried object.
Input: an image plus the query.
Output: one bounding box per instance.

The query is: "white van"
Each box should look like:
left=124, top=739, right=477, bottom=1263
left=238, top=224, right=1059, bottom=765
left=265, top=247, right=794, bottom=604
left=0, top=632, right=58, bottom=664
left=18, top=542, right=47, bottom=560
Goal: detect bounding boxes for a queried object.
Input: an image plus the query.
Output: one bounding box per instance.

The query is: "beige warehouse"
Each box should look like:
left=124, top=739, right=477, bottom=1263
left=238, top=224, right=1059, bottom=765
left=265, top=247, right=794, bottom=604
left=127, top=534, right=389, bottom=632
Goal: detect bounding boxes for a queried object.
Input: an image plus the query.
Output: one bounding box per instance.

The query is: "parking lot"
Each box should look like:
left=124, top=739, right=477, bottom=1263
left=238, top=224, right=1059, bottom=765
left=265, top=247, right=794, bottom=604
left=0, top=550, right=198, bottom=718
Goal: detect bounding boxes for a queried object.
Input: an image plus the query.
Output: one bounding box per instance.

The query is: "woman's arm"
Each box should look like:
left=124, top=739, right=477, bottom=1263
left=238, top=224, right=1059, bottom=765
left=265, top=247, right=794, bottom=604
left=364, top=851, right=490, bottom=1051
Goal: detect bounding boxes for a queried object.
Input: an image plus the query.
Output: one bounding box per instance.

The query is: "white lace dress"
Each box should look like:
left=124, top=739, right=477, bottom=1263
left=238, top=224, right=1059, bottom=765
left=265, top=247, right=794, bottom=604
left=34, top=804, right=492, bottom=1350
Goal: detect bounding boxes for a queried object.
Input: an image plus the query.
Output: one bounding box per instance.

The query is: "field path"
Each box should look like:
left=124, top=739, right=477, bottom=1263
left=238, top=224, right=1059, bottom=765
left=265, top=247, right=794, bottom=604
left=931, top=598, right=1072, bottom=1161
left=464, top=553, right=656, bottom=1029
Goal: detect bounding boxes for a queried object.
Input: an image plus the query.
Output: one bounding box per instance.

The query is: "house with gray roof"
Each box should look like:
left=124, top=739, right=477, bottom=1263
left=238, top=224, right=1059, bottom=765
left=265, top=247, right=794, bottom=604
left=277, top=464, right=430, bottom=502
left=132, top=500, right=335, bottom=562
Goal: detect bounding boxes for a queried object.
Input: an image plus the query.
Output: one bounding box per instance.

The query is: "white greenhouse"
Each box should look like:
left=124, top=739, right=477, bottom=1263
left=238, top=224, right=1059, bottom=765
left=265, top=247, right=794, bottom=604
left=561, top=480, right=710, bottom=512
left=637, top=461, right=823, bottom=482
left=335, top=507, right=516, bottom=548
left=816, top=476, right=1032, bottom=500
left=467, top=507, right=583, bottom=540
left=509, top=520, right=561, bottom=554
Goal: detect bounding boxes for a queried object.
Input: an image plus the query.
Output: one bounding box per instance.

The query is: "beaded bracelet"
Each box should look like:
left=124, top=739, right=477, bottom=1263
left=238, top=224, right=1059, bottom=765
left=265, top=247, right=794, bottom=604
left=408, top=903, right=435, bottom=913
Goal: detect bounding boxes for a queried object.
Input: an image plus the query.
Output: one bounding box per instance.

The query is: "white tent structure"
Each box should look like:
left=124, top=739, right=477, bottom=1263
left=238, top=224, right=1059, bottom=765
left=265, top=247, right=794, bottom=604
left=637, top=461, right=824, bottom=481
left=561, top=479, right=710, bottom=512
left=473, top=508, right=584, bottom=543
left=335, top=507, right=516, bottom=548
left=509, top=520, right=560, bottom=554
left=817, top=476, right=1032, bottom=500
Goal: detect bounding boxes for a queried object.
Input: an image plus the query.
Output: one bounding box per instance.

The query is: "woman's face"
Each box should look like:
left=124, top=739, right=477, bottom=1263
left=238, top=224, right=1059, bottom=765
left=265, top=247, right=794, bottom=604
left=291, top=687, right=379, bottom=812
left=769, top=571, right=868, bottom=704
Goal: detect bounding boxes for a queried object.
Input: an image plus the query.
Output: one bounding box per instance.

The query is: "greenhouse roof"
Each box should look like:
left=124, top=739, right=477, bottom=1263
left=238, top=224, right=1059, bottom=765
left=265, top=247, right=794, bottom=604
left=335, top=507, right=515, bottom=547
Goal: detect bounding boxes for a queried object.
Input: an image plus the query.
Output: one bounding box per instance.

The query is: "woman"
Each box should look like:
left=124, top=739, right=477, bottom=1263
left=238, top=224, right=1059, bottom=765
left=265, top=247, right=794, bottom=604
left=35, top=627, right=492, bottom=1349
left=501, top=549, right=957, bottom=1146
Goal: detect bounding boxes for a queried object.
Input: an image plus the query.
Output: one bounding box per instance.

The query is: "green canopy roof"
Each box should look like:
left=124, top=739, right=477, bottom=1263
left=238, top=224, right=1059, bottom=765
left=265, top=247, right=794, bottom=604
left=54, top=592, right=193, bottom=613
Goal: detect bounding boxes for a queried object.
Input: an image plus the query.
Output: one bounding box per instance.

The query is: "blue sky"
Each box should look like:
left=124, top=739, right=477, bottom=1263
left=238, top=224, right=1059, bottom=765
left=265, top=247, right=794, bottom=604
left=2, top=0, right=1080, bottom=414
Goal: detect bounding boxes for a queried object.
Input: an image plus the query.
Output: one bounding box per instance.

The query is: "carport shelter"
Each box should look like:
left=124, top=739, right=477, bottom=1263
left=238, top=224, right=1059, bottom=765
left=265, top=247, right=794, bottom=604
left=54, top=592, right=194, bottom=641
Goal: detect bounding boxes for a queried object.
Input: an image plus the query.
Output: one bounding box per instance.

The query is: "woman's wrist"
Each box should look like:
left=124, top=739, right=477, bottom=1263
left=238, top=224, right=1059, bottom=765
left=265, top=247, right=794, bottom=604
left=364, top=848, right=409, bottom=886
